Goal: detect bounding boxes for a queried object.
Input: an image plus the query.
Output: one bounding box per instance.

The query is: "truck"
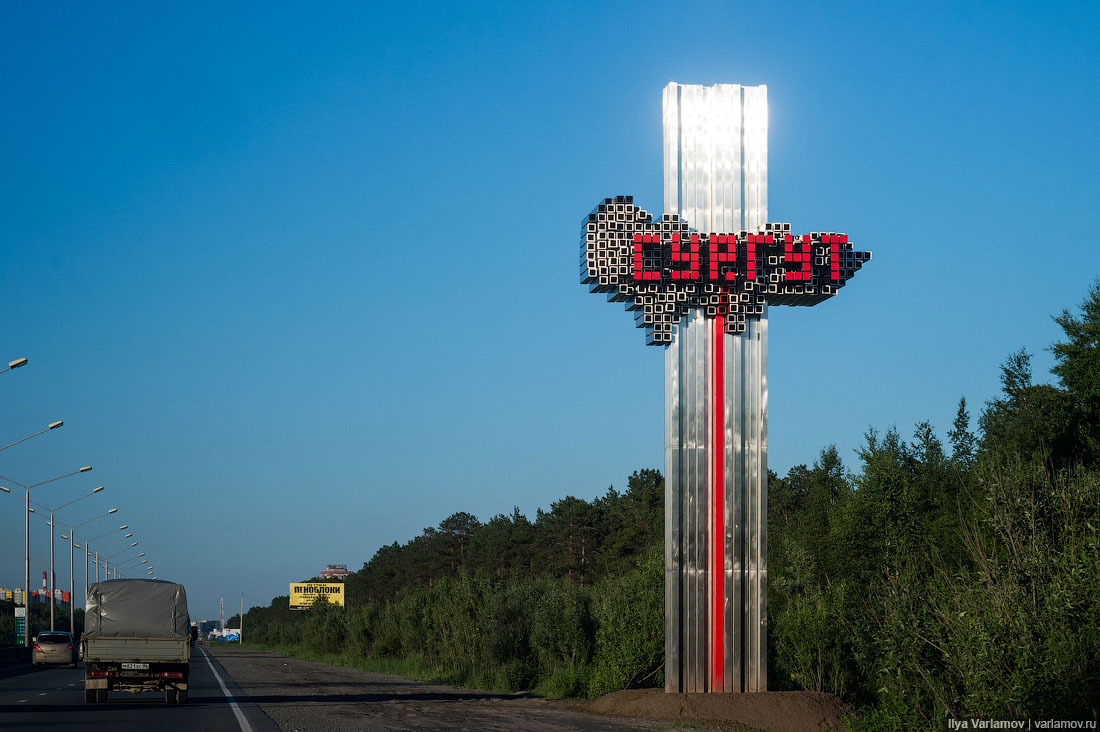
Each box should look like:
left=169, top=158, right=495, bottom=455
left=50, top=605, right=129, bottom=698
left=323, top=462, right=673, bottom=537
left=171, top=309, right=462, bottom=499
left=82, top=579, right=192, bottom=704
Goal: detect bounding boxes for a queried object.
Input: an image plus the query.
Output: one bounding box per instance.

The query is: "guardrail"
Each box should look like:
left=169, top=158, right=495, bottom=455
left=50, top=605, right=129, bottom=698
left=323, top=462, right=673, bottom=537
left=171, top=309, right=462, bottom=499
left=0, top=647, right=31, bottom=668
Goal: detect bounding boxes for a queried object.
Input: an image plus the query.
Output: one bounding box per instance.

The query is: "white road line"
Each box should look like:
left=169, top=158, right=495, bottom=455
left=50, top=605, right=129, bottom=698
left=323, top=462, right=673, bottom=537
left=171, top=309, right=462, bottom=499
left=17, top=699, right=27, bottom=703
left=201, top=648, right=254, bottom=732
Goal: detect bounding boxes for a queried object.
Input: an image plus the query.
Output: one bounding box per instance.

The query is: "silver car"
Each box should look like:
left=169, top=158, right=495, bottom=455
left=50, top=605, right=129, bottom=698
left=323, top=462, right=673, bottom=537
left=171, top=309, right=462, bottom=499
left=32, top=631, right=78, bottom=668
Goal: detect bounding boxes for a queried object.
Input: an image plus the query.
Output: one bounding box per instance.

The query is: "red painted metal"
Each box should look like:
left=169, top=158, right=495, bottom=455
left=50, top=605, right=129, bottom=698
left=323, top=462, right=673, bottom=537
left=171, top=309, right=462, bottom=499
left=712, top=314, right=725, bottom=690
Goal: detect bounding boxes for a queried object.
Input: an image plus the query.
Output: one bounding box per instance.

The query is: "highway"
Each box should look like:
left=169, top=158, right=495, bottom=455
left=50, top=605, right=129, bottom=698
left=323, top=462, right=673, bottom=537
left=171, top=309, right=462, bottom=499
left=3, top=645, right=771, bottom=731
left=0, top=646, right=278, bottom=732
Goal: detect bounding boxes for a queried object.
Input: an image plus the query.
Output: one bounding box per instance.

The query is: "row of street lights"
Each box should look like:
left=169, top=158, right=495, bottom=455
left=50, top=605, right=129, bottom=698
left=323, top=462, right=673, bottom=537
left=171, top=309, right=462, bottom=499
left=1, top=356, right=156, bottom=646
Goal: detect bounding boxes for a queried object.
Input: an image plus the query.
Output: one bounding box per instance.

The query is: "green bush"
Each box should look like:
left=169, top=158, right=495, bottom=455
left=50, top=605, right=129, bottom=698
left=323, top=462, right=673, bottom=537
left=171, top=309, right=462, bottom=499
left=587, top=542, right=664, bottom=697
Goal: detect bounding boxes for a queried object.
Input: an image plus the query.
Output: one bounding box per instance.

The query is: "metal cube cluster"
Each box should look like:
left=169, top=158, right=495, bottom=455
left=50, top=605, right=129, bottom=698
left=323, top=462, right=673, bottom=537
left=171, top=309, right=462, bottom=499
left=581, top=196, right=871, bottom=345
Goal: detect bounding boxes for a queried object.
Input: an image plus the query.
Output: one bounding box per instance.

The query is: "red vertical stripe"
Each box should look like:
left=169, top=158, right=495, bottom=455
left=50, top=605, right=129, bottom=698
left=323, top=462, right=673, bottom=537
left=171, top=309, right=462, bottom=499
left=712, top=315, right=725, bottom=691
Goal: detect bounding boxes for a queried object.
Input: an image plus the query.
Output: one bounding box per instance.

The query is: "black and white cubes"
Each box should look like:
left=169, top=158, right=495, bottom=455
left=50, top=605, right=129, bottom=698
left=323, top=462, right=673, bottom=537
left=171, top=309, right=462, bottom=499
left=581, top=196, right=871, bottom=345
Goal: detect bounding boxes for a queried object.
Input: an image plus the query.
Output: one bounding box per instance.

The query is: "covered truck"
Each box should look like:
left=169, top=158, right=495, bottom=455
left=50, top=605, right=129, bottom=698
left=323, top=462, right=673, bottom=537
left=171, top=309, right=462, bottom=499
left=82, top=579, right=191, bottom=704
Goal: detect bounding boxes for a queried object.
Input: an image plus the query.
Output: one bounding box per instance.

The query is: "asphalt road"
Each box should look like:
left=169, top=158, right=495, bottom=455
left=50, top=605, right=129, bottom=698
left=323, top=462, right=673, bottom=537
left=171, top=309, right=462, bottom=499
left=207, top=646, right=682, bottom=732
left=0, top=645, right=278, bottom=732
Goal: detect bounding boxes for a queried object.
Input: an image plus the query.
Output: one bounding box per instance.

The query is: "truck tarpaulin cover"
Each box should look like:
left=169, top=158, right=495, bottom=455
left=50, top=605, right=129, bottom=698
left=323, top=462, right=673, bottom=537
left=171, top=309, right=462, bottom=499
left=84, top=579, right=190, bottom=638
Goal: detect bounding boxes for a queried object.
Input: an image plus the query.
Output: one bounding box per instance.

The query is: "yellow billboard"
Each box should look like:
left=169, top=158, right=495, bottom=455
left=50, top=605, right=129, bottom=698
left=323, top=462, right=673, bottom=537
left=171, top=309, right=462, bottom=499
left=289, top=582, right=345, bottom=609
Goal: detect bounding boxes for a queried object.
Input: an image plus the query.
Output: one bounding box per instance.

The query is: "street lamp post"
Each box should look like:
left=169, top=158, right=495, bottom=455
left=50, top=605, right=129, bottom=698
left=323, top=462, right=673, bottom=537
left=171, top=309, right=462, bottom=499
left=0, top=448, right=83, bottom=648
left=104, top=543, right=138, bottom=578
left=38, top=486, right=104, bottom=631
left=0, top=420, right=63, bottom=454
left=61, top=533, right=79, bottom=634
left=0, top=357, right=28, bottom=375
left=124, top=558, right=149, bottom=579
left=114, top=554, right=146, bottom=577
left=96, top=533, right=134, bottom=573
left=72, top=516, right=122, bottom=611
left=56, top=508, right=118, bottom=635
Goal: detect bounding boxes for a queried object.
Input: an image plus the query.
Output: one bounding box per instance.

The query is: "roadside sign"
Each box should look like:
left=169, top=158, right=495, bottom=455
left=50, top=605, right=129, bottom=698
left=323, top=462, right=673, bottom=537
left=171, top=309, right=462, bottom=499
left=289, top=582, right=345, bottom=609
left=14, top=607, right=26, bottom=645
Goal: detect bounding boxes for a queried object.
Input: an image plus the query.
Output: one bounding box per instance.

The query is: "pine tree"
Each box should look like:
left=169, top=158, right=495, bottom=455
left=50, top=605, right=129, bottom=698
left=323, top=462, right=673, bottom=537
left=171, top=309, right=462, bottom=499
left=1050, top=279, right=1100, bottom=463
left=947, top=396, right=975, bottom=468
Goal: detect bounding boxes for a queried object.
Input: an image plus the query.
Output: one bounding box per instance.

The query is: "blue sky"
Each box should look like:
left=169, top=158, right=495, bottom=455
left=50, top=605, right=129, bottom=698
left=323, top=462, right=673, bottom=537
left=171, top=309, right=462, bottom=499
left=2, top=2, right=1097, bottom=621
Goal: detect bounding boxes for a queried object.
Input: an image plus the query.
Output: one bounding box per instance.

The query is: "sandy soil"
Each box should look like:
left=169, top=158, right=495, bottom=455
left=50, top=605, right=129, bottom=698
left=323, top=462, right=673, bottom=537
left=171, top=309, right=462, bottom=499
left=207, top=646, right=850, bottom=732
left=590, top=688, right=851, bottom=732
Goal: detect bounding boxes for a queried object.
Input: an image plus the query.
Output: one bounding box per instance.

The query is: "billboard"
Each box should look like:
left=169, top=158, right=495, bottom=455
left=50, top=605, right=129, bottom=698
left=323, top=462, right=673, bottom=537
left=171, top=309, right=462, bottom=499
left=289, top=582, right=345, bottom=609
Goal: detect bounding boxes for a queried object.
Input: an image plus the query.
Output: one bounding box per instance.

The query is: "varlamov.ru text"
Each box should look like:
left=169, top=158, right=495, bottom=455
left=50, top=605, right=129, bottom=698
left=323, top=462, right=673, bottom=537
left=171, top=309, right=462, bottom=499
left=948, top=721, right=1097, bottom=730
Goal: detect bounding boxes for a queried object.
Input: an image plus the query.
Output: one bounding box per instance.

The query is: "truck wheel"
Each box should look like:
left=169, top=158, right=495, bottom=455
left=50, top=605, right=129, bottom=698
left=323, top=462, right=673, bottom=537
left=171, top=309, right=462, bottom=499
left=96, top=689, right=107, bottom=703
left=165, top=688, right=178, bottom=705
left=177, top=689, right=188, bottom=704
left=85, top=689, right=96, bottom=704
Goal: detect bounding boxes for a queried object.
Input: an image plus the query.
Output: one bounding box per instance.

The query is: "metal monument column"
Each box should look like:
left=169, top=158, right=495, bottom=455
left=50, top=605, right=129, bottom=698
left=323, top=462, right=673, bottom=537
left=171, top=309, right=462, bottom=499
left=663, top=82, right=768, bottom=693
left=579, top=82, right=870, bottom=695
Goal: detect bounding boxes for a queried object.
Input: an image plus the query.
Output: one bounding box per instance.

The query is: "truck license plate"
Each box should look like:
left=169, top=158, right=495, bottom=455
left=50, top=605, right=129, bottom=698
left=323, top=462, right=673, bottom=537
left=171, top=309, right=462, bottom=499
left=121, top=662, right=150, bottom=670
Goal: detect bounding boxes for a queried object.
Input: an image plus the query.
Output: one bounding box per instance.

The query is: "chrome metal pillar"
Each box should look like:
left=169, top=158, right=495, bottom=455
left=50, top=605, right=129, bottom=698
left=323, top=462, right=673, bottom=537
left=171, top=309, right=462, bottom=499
left=663, top=82, right=768, bottom=693
left=49, top=510, right=55, bottom=630
left=24, top=487, right=30, bottom=647
left=69, top=533, right=75, bottom=636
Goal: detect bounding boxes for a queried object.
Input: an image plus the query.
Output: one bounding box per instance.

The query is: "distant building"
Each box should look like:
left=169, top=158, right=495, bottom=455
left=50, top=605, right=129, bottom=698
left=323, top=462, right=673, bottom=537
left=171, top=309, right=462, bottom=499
left=320, top=564, right=351, bottom=579
left=0, top=588, right=65, bottom=606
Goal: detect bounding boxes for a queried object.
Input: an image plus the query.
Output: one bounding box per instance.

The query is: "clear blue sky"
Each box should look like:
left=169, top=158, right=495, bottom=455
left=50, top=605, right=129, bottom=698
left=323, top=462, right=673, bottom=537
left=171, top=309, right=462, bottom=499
left=2, top=2, right=1097, bottom=621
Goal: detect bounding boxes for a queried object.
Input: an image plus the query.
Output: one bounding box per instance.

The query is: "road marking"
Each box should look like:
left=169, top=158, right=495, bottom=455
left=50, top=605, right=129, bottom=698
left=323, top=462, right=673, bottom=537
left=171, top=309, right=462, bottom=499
left=201, top=648, right=254, bottom=732
left=37, top=692, right=47, bottom=696
left=17, top=699, right=27, bottom=703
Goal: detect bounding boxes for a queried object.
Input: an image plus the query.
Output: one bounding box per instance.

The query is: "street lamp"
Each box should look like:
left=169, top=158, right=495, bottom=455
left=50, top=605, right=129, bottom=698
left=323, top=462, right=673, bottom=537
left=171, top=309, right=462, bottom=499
left=39, top=486, right=104, bottom=631
left=85, top=525, right=127, bottom=583
left=0, top=420, right=64, bottom=453
left=98, top=533, right=134, bottom=554
left=55, top=505, right=117, bottom=635
left=115, top=553, right=145, bottom=567
left=0, top=460, right=89, bottom=648
left=0, top=357, right=28, bottom=374
left=104, top=542, right=138, bottom=578
left=67, top=511, right=120, bottom=613
left=115, top=554, right=146, bottom=577
left=60, top=533, right=79, bottom=631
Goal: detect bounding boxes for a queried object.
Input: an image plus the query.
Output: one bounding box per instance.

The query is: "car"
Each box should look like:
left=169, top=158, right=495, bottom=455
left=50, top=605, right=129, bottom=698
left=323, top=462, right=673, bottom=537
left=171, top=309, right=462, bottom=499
left=33, top=631, right=78, bottom=668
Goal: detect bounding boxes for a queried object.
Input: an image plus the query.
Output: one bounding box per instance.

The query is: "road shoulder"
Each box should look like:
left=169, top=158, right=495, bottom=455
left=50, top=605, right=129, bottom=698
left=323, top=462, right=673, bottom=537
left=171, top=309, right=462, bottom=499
left=206, top=645, right=851, bottom=732
left=199, top=645, right=284, bottom=732
left=206, top=645, right=688, bottom=732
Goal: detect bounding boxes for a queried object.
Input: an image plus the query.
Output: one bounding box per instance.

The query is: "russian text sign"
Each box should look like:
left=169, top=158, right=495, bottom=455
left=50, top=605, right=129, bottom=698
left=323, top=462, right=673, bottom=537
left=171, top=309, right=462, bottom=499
left=289, top=582, right=345, bottom=609
left=581, top=197, right=870, bottom=344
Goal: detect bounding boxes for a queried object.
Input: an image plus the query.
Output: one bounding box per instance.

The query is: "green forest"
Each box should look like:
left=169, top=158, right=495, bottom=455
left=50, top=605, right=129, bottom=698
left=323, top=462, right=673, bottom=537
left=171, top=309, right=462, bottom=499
left=236, top=282, right=1100, bottom=730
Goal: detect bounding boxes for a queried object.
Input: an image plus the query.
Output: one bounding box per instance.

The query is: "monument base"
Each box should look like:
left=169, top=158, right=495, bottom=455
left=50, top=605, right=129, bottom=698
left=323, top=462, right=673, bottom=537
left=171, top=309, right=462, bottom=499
left=665, top=308, right=767, bottom=693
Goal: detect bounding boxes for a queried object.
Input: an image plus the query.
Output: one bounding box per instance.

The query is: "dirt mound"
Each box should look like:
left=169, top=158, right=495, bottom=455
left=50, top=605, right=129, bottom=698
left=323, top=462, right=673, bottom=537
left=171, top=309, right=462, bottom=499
left=588, top=688, right=852, bottom=732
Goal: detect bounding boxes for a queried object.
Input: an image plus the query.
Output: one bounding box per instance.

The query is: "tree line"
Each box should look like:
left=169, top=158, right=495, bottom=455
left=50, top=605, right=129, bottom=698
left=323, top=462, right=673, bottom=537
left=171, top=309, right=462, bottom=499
left=237, top=281, right=1100, bottom=728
